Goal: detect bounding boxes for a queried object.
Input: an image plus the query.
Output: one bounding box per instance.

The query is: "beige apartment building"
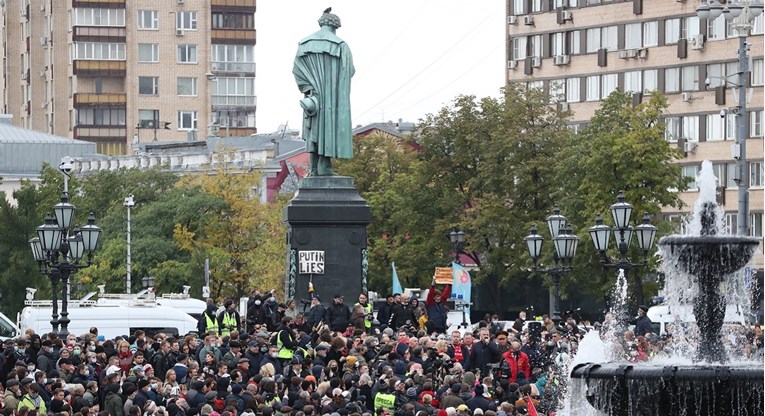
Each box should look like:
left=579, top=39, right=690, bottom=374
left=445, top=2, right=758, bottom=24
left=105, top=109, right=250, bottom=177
left=506, top=0, right=764, bottom=272
left=1, top=0, right=256, bottom=155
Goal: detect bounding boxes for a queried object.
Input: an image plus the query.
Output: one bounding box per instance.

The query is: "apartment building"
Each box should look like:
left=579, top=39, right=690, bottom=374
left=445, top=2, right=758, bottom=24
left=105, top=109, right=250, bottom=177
left=1, top=0, right=256, bottom=155
left=506, top=0, right=764, bottom=272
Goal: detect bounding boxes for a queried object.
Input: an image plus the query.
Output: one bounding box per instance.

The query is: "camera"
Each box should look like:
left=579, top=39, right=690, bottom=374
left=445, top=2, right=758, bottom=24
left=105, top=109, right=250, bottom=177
left=59, top=156, right=74, bottom=175
left=720, top=108, right=729, bottom=118
left=124, top=194, right=135, bottom=207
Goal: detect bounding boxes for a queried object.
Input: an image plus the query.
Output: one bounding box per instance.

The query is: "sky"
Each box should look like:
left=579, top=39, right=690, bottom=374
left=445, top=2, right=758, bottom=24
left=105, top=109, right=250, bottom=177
left=255, top=1, right=506, bottom=134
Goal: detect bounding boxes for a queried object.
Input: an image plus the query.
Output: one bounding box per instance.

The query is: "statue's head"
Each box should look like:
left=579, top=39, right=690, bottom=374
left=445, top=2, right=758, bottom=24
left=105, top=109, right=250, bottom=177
left=318, top=9, right=341, bottom=29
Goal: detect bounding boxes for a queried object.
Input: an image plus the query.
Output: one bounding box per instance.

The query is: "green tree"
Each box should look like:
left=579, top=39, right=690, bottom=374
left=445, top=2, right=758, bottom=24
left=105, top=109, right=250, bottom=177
left=554, top=90, right=689, bottom=305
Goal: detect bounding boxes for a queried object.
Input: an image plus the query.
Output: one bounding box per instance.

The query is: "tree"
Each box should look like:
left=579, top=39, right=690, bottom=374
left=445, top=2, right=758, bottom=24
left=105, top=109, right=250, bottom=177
left=553, top=90, right=690, bottom=305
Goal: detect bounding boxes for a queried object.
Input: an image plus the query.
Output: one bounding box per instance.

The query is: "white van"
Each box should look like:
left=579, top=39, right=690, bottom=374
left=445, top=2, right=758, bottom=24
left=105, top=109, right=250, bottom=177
left=18, top=299, right=199, bottom=339
left=89, top=288, right=207, bottom=321
left=647, top=304, right=748, bottom=335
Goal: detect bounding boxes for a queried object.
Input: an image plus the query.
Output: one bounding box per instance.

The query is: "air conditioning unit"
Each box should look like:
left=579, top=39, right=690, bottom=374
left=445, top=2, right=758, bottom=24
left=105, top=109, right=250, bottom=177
left=558, top=102, right=570, bottom=112
left=553, top=55, right=570, bottom=65
left=620, top=49, right=638, bottom=59
left=21, top=72, right=27, bottom=80
left=508, top=16, right=517, bottom=25
left=637, top=48, right=648, bottom=59
left=690, top=34, right=705, bottom=50
left=561, top=11, right=573, bottom=21
left=176, top=29, right=184, bottom=36
left=684, top=141, right=697, bottom=154
left=524, top=16, right=535, bottom=26
left=507, top=60, right=518, bottom=70
left=681, top=92, right=693, bottom=102
left=531, top=57, right=542, bottom=68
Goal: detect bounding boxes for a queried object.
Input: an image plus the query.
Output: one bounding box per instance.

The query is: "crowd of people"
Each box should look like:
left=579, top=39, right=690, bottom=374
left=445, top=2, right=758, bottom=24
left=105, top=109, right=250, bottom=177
left=0, top=282, right=761, bottom=416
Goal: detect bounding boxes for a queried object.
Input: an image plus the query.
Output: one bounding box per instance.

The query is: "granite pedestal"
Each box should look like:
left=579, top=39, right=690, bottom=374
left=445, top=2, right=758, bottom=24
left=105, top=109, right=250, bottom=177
left=284, top=176, right=371, bottom=305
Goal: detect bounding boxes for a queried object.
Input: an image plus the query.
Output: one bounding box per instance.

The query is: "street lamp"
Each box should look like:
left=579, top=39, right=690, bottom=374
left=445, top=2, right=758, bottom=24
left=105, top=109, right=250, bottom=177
left=524, top=206, right=580, bottom=322
left=697, top=0, right=763, bottom=237
left=142, top=275, right=156, bottom=300
left=124, top=194, right=135, bottom=294
left=449, top=229, right=466, bottom=264
left=588, top=191, right=657, bottom=270
left=29, top=157, right=101, bottom=337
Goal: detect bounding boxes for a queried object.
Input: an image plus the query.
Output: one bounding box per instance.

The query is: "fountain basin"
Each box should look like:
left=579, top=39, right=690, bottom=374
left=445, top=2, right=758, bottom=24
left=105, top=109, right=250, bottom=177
left=571, top=362, right=764, bottom=416
left=658, top=235, right=760, bottom=276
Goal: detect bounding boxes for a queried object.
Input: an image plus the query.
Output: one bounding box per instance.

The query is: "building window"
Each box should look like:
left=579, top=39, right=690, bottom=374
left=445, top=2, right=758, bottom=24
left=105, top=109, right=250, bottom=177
left=177, top=111, right=198, bottom=131
left=712, top=163, right=727, bottom=188
left=665, top=18, right=681, bottom=44
left=751, top=213, right=764, bottom=237
left=624, top=71, right=642, bottom=93
left=752, top=59, right=764, bottom=86
left=665, top=67, right=680, bottom=93
left=683, top=165, right=699, bottom=190
left=138, top=109, right=159, bottom=128
left=529, top=35, right=543, bottom=58
left=511, top=37, right=527, bottom=61
left=211, top=12, right=254, bottom=29
left=586, top=28, right=601, bottom=53
left=706, top=63, right=726, bottom=88
left=601, top=73, right=617, bottom=98
left=664, top=116, right=680, bottom=142
left=530, top=0, right=542, bottom=12
left=682, top=16, right=701, bottom=39
left=549, top=79, right=565, bottom=102
left=211, top=44, right=256, bottom=72
left=176, top=11, right=197, bottom=30
left=211, top=77, right=256, bottom=106
left=177, top=77, right=197, bottom=96
left=643, top=21, right=658, bottom=47
left=752, top=14, right=764, bottom=34
left=552, top=33, right=566, bottom=56
left=566, top=78, right=580, bottom=102
left=212, top=110, right=256, bottom=128
left=751, top=161, right=764, bottom=187
left=138, top=44, right=159, bottom=63
left=724, top=213, right=737, bottom=235
left=586, top=75, right=600, bottom=101
left=682, top=115, right=700, bottom=142
left=644, top=69, right=658, bottom=92
left=77, top=108, right=126, bottom=126
left=727, top=163, right=738, bottom=188
left=74, top=8, right=125, bottom=26
left=751, top=110, right=763, bottom=137
left=707, top=15, right=726, bottom=40
left=177, top=44, right=197, bottom=63
left=74, top=42, right=126, bottom=60
left=706, top=114, right=735, bottom=141
left=513, top=0, right=526, bottom=15
left=138, top=76, right=159, bottom=95
left=601, top=25, right=618, bottom=51
left=625, top=23, right=642, bottom=49
left=681, top=65, right=699, bottom=92
left=138, top=10, right=158, bottom=30
left=569, top=30, right=582, bottom=55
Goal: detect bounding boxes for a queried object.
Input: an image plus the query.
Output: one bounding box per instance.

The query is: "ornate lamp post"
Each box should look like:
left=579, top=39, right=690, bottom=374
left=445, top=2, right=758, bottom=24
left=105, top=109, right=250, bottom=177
left=524, top=206, right=580, bottom=321
left=29, top=157, right=101, bottom=337
left=697, top=1, right=762, bottom=237
left=449, top=229, right=466, bottom=265
left=588, top=192, right=658, bottom=272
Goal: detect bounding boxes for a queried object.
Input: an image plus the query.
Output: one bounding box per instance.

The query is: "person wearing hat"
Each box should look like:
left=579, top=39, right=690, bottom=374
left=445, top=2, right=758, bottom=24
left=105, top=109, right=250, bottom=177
left=221, top=341, right=242, bottom=371
left=4, top=378, right=22, bottom=410
left=440, top=383, right=466, bottom=410
left=18, top=382, right=47, bottom=413
left=465, top=384, right=495, bottom=414
left=36, top=339, right=57, bottom=377
left=218, top=298, right=241, bottom=337
left=305, top=295, right=326, bottom=332
left=633, top=305, right=653, bottom=337
left=198, top=299, right=221, bottom=336
left=133, top=378, right=152, bottom=410
left=325, top=295, right=351, bottom=333
left=294, top=7, right=355, bottom=177
left=275, top=316, right=298, bottom=364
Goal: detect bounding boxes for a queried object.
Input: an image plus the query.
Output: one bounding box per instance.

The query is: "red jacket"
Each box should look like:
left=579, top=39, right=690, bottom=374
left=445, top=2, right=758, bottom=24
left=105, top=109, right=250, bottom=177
left=425, top=284, right=451, bottom=306
left=501, top=350, right=531, bottom=383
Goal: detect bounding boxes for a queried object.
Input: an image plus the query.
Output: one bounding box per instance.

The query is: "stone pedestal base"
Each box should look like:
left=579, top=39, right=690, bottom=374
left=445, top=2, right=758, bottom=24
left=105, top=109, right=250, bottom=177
left=284, top=176, right=371, bottom=305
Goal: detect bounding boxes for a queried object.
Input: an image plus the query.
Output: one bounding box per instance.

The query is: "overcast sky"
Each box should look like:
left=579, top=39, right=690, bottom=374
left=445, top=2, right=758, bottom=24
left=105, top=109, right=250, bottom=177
left=255, top=1, right=506, bottom=134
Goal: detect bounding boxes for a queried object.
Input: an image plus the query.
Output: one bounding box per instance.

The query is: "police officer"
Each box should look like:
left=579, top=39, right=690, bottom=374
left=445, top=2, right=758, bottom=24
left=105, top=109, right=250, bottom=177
left=218, top=299, right=241, bottom=337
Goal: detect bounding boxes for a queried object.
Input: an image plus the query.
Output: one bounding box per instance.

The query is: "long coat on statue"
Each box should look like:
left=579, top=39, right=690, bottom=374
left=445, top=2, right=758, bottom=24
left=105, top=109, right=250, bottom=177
left=293, top=26, right=354, bottom=159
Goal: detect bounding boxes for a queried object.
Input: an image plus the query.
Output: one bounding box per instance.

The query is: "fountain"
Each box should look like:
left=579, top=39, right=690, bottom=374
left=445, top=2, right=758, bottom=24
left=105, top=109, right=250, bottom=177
left=570, top=161, right=763, bottom=416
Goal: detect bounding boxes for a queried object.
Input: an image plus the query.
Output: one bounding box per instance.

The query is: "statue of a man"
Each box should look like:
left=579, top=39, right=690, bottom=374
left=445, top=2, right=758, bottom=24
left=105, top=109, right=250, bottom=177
left=293, top=8, right=355, bottom=176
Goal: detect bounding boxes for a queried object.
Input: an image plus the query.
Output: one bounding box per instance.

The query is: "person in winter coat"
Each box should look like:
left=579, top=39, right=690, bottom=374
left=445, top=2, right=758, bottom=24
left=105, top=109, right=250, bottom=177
left=36, top=340, right=57, bottom=377
left=390, top=297, right=417, bottom=330
left=465, top=385, right=496, bottom=413
left=198, top=301, right=220, bottom=335
left=305, top=295, right=326, bottom=331
left=325, top=295, right=351, bottom=333
left=376, top=295, right=396, bottom=330
left=500, top=341, right=531, bottom=384
left=426, top=278, right=452, bottom=334
left=104, top=383, right=124, bottom=416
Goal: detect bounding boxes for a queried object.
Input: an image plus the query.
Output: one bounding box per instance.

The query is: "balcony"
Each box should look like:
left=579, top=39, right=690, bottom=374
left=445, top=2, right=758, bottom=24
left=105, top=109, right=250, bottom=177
left=218, top=126, right=257, bottom=137
left=73, top=60, right=126, bottom=77
left=211, top=29, right=256, bottom=45
left=72, top=0, right=125, bottom=8
left=211, top=62, right=256, bottom=74
left=212, top=95, right=257, bottom=110
left=73, top=93, right=126, bottom=108
left=211, top=0, right=256, bottom=12
left=74, top=126, right=127, bottom=141
left=73, top=26, right=126, bottom=42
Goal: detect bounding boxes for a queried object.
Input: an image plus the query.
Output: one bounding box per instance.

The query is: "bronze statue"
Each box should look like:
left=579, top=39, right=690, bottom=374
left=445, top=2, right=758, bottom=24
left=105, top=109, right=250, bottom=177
left=293, top=8, right=355, bottom=176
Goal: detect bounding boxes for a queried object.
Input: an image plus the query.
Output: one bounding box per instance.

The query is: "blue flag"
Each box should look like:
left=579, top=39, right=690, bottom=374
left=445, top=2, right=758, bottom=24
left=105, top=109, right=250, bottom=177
left=452, top=262, right=472, bottom=316
left=392, top=262, right=403, bottom=295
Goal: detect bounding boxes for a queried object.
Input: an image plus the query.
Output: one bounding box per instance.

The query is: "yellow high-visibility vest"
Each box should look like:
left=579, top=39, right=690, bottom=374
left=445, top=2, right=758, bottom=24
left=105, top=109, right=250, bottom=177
left=205, top=313, right=220, bottom=335
left=221, top=311, right=237, bottom=336
left=355, top=302, right=372, bottom=328
left=276, top=331, right=294, bottom=360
